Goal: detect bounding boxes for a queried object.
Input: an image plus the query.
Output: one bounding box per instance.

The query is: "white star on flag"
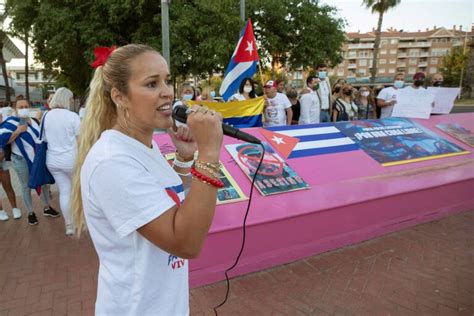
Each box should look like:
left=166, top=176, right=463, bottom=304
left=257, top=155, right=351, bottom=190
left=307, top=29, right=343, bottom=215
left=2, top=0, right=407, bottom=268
left=245, top=41, right=254, bottom=55
left=272, top=135, right=285, bottom=145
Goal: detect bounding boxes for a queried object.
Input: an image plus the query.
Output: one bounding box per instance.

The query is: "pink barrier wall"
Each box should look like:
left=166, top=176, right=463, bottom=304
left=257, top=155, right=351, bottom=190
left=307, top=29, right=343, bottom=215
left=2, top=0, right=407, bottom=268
left=154, top=113, right=474, bottom=287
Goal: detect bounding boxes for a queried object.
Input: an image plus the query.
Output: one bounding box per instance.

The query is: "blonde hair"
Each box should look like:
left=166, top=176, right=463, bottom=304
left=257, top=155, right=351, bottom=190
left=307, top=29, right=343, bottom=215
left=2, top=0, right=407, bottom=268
left=71, top=44, right=156, bottom=235
left=50, top=87, right=73, bottom=109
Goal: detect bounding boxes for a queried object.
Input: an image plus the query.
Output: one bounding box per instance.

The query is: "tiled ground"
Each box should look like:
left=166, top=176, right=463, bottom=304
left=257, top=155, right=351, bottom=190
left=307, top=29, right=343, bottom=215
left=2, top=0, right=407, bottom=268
left=0, top=192, right=472, bottom=315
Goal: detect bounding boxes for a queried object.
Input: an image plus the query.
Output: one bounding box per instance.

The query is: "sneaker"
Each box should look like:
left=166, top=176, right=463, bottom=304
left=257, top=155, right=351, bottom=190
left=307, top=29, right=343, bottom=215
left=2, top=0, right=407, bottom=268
left=43, top=207, right=60, bottom=218
left=0, top=210, right=9, bottom=221
left=12, top=208, right=22, bottom=219
left=65, top=224, right=75, bottom=236
left=28, top=213, right=39, bottom=225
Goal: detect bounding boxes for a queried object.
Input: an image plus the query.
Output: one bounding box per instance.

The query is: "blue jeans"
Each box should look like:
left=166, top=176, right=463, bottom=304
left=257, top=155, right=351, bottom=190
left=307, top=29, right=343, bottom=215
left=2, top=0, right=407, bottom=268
left=12, top=153, right=51, bottom=215
left=320, top=110, right=330, bottom=123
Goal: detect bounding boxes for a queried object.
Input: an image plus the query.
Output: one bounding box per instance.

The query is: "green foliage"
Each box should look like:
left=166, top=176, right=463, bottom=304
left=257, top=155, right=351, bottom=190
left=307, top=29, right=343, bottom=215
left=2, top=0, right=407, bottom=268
left=361, top=0, right=401, bottom=14
left=441, top=46, right=469, bottom=87
left=5, top=0, right=347, bottom=96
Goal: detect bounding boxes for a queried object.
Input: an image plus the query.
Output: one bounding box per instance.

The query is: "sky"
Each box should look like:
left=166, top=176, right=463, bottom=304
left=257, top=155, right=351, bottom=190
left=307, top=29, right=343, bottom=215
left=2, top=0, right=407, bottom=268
left=321, top=0, right=473, bottom=33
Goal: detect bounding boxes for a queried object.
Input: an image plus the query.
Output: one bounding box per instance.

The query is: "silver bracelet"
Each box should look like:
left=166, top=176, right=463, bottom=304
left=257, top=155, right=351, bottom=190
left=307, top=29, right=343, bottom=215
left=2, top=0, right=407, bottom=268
left=173, top=157, right=194, bottom=169
left=175, top=171, right=191, bottom=177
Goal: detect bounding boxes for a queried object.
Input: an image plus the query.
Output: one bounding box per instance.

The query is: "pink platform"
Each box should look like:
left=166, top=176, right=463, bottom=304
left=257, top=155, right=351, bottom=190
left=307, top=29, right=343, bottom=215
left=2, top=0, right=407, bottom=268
left=153, top=113, right=474, bottom=288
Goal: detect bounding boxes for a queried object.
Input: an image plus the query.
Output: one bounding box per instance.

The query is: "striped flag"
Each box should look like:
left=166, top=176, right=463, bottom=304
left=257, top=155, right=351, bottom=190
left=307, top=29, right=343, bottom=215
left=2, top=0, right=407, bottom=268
left=264, top=124, right=360, bottom=159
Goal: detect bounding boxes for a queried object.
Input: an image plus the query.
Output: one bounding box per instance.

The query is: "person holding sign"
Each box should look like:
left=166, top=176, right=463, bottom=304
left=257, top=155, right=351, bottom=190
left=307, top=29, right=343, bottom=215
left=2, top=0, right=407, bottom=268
left=376, top=73, right=405, bottom=118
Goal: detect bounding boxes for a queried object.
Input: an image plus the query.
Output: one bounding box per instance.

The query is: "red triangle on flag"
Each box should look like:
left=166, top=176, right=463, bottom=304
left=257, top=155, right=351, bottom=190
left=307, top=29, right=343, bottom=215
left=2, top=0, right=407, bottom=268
left=259, top=128, right=299, bottom=159
left=234, top=19, right=260, bottom=63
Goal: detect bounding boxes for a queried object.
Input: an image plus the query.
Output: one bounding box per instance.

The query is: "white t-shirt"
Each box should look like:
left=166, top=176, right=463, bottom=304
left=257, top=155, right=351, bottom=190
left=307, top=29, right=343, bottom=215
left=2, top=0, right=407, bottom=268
left=43, top=109, right=80, bottom=155
left=317, top=79, right=331, bottom=110
left=79, top=107, right=86, bottom=119
left=264, top=92, right=292, bottom=126
left=81, top=130, right=188, bottom=315
left=229, top=93, right=247, bottom=101
left=377, top=86, right=400, bottom=118
left=299, top=91, right=320, bottom=124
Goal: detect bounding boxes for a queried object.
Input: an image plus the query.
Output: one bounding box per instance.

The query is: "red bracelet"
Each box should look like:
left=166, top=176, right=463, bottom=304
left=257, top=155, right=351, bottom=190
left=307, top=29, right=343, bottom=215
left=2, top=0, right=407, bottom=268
left=191, top=166, right=225, bottom=188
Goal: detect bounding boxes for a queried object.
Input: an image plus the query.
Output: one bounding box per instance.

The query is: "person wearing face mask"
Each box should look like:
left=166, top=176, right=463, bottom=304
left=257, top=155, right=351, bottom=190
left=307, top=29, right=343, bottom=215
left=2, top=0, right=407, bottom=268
left=376, top=73, right=405, bottom=118
left=332, top=84, right=358, bottom=122
left=200, top=87, right=217, bottom=102
left=4, top=97, right=59, bottom=226
left=299, top=76, right=321, bottom=124
left=229, top=77, right=256, bottom=101
left=408, top=72, right=427, bottom=90
left=315, top=64, right=332, bottom=122
left=332, top=84, right=342, bottom=98
left=173, top=83, right=196, bottom=109
left=430, top=73, right=444, bottom=87
left=354, top=86, right=376, bottom=120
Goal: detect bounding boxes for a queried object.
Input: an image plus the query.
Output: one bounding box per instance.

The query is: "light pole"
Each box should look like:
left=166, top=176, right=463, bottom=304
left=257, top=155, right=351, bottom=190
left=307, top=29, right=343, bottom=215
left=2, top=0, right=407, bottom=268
left=161, top=0, right=170, bottom=67
left=458, top=26, right=468, bottom=98
left=240, top=0, right=245, bottom=22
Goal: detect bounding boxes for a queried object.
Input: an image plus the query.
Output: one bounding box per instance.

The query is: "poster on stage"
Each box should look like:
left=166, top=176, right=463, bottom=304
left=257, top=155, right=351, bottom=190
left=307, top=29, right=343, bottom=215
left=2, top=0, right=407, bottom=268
left=336, top=118, right=470, bottom=166
left=428, top=87, right=460, bottom=114
left=165, top=153, right=248, bottom=204
left=225, top=142, right=310, bottom=196
left=436, top=123, right=474, bottom=148
left=391, top=88, right=435, bottom=119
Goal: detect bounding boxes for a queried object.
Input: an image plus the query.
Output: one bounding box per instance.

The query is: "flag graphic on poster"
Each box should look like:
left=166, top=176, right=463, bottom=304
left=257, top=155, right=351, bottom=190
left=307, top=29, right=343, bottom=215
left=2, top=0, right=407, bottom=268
left=264, top=124, right=359, bottom=159
left=225, top=142, right=309, bottom=196
left=219, top=19, right=259, bottom=101
left=436, top=123, right=474, bottom=148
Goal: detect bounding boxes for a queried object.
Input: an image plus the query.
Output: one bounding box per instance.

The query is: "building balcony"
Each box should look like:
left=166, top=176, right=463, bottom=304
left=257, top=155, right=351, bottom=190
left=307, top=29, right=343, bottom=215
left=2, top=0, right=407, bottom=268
left=347, top=63, right=357, bottom=69
left=419, top=52, right=430, bottom=57
left=418, top=62, right=428, bottom=67
left=397, top=53, right=408, bottom=58
left=348, top=43, right=374, bottom=50
left=398, top=42, right=431, bottom=48
left=397, top=63, right=407, bottom=67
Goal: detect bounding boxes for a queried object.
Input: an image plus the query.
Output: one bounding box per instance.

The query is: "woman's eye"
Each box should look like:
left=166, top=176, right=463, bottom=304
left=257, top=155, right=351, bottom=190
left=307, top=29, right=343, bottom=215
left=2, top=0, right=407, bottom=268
left=147, top=82, right=157, bottom=88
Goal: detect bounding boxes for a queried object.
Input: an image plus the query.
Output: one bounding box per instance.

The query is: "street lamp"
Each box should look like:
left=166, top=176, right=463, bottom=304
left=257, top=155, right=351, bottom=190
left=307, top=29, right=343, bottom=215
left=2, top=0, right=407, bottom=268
left=161, top=0, right=170, bottom=67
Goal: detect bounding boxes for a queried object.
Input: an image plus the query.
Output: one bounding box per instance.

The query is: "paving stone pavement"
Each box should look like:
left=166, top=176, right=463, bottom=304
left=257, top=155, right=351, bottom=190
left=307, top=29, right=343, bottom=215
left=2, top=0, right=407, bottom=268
left=0, top=190, right=472, bottom=315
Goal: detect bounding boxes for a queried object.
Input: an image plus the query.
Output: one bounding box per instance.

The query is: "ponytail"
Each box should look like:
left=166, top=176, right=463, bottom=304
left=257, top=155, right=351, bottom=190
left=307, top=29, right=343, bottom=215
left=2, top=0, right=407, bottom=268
left=71, top=67, right=117, bottom=235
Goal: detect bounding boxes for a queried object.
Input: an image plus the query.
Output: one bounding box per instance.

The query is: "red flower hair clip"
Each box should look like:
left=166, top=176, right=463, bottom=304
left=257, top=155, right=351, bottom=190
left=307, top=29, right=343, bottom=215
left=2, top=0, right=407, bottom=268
left=91, top=46, right=117, bottom=68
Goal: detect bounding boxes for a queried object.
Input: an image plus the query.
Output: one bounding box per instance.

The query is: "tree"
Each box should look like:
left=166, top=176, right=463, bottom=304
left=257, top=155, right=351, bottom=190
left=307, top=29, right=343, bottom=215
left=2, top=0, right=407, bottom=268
left=0, top=6, right=12, bottom=103
left=362, top=0, right=401, bottom=84
left=440, top=46, right=469, bottom=87
left=5, top=0, right=39, bottom=101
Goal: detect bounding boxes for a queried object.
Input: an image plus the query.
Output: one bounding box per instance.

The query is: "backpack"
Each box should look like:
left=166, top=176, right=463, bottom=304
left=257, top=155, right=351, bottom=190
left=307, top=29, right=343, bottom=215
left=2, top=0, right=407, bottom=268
left=334, top=99, right=349, bottom=121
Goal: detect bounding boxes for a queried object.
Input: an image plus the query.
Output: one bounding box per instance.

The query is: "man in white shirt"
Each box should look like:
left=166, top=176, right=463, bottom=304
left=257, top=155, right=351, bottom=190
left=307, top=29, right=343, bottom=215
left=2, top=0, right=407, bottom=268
left=263, top=80, right=292, bottom=126
left=316, top=64, right=332, bottom=122
left=299, top=76, right=321, bottom=124
left=377, top=73, right=405, bottom=118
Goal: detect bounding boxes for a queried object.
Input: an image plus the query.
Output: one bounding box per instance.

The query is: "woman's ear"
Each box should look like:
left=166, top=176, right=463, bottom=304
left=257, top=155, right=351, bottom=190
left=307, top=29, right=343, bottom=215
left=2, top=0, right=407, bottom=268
left=110, top=87, right=125, bottom=108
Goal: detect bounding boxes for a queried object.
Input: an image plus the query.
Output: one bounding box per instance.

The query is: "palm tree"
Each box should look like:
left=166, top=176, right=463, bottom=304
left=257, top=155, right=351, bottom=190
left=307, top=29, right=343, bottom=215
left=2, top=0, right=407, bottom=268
left=362, top=0, right=401, bottom=84
left=0, top=5, right=12, bottom=103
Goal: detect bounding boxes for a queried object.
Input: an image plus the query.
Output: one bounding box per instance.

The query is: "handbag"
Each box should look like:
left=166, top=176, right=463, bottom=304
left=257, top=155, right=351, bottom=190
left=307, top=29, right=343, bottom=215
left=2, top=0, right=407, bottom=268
left=335, top=99, right=349, bottom=121
left=28, top=111, right=55, bottom=189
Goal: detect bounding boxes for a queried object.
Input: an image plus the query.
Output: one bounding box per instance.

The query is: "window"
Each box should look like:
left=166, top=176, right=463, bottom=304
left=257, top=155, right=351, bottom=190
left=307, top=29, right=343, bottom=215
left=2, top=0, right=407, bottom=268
left=381, top=40, right=388, bottom=45
left=358, top=69, right=366, bottom=75
left=294, top=71, right=303, bottom=79
left=379, top=68, right=386, bottom=74
left=390, top=49, right=397, bottom=54
left=409, top=58, right=417, bottom=65
left=430, top=58, right=438, bottom=65
left=380, top=49, right=387, bottom=55
left=429, top=67, right=438, bottom=74
left=388, top=68, right=396, bottom=74
left=389, top=59, right=396, bottom=64
left=390, top=39, right=398, bottom=44
left=337, top=69, right=344, bottom=76
left=16, top=73, right=25, bottom=80
left=359, top=59, right=367, bottom=66
left=379, top=59, right=387, bottom=65
left=408, top=67, right=416, bottom=74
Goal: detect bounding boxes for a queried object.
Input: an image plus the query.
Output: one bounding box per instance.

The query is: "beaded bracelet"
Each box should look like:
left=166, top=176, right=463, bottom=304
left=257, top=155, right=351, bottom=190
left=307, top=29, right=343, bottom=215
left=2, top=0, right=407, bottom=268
left=195, top=159, right=221, bottom=172
left=194, top=161, right=221, bottom=179
left=191, top=166, right=224, bottom=188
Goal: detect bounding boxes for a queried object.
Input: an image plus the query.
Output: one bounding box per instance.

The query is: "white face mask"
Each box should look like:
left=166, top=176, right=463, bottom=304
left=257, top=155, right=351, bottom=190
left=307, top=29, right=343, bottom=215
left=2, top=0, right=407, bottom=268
left=243, top=86, right=252, bottom=93
left=17, top=108, right=30, bottom=118
left=361, top=91, right=370, bottom=97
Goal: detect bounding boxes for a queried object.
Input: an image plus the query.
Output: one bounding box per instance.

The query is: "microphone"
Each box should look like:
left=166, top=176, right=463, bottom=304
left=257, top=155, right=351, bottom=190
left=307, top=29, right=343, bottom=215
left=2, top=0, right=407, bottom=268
left=172, top=105, right=262, bottom=144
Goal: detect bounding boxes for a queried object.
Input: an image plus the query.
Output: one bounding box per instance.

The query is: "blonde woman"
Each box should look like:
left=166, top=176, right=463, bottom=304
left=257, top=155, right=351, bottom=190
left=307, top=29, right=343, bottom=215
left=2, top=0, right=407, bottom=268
left=354, top=85, right=376, bottom=120
left=71, top=44, right=223, bottom=314
left=43, top=87, right=80, bottom=235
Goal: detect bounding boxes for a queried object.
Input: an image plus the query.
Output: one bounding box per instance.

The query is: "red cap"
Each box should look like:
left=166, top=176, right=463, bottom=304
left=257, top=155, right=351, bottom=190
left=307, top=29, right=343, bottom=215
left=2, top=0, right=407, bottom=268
left=413, top=72, right=425, bottom=80
left=264, top=80, right=276, bottom=88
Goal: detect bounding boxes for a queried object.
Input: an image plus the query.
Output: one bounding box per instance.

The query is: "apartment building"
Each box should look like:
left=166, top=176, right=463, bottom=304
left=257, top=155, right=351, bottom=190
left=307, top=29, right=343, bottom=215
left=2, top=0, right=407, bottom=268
left=329, top=25, right=474, bottom=85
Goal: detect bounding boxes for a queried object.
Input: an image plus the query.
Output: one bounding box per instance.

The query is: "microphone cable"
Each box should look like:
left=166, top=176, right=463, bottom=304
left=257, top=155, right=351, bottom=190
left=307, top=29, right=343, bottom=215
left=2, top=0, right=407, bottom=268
left=213, top=143, right=265, bottom=315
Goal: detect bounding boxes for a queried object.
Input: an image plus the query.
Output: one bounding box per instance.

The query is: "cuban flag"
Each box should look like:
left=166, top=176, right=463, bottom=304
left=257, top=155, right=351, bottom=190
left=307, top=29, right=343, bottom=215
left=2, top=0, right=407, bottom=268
left=219, top=19, right=259, bottom=101
left=262, top=124, right=360, bottom=159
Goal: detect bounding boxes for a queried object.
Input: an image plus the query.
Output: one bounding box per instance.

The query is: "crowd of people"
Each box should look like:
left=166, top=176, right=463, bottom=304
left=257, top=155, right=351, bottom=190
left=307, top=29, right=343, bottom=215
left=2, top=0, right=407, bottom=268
left=0, top=88, right=80, bottom=236
left=174, top=64, right=445, bottom=127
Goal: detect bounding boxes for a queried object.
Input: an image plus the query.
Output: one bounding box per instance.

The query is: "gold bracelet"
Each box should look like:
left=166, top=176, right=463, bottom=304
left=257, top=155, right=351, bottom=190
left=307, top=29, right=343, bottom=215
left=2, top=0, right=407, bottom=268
left=194, top=162, right=221, bottom=179
left=195, top=159, right=221, bottom=172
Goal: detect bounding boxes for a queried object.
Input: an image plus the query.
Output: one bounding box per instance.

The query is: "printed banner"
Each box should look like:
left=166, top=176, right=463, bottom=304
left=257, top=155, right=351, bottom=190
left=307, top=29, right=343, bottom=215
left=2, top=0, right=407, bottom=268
left=225, top=142, right=310, bottom=196
left=436, top=123, right=474, bottom=148
left=336, top=118, right=470, bottom=166
left=165, top=153, right=248, bottom=205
